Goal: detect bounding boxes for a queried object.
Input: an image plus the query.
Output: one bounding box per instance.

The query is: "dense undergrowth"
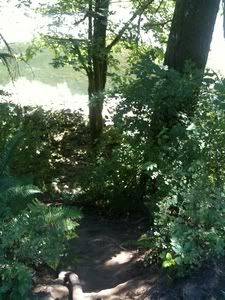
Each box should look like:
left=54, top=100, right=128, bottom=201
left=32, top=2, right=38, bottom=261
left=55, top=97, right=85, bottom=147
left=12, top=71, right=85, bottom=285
left=2, top=51, right=225, bottom=295
left=112, top=55, right=225, bottom=274
left=0, top=133, right=81, bottom=299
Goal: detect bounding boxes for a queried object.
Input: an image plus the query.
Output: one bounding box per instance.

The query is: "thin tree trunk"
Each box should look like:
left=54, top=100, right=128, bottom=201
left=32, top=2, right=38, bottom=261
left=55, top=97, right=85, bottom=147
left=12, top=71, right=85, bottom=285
left=88, top=83, right=104, bottom=141
left=87, top=0, right=155, bottom=141
left=87, top=0, right=110, bottom=142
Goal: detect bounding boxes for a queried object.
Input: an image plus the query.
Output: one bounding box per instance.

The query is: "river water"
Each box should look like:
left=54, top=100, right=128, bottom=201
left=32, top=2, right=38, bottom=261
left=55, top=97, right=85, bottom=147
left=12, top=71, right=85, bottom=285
left=0, top=77, right=120, bottom=124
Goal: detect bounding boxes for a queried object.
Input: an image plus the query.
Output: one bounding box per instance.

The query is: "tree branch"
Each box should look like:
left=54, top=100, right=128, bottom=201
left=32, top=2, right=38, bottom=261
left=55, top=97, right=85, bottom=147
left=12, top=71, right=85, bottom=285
left=74, top=12, right=89, bottom=26
left=44, top=35, right=88, bottom=44
left=71, top=44, right=89, bottom=75
left=147, top=18, right=172, bottom=28
left=0, top=33, right=14, bottom=56
left=87, top=0, right=93, bottom=75
left=154, top=0, right=164, bottom=14
left=106, top=0, right=155, bottom=52
left=0, top=33, right=17, bottom=81
left=43, top=35, right=89, bottom=74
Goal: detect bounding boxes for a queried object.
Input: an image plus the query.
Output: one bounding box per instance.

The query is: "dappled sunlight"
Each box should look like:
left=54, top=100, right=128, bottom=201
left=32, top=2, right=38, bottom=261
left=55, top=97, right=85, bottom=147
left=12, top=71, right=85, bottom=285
left=105, top=250, right=135, bottom=266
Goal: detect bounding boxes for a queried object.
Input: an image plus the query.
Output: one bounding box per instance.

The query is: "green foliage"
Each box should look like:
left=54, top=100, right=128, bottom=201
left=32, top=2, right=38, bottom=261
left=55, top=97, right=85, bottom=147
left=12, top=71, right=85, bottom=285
left=1, top=201, right=79, bottom=268
left=0, top=177, right=40, bottom=218
left=152, top=85, right=225, bottom=274
left=79, top=127, right=144, bottom=213
left=104, top=52, right=225, bottom=273
left=0, top=134, right=81, bottom=299
left=0, top=131, right=24, bottom=176
left=0, top=201, right=80, bottom=299
left=0, top=103, right=89, bottom=190
left=0, top=103, right=23, bottom=149
left=17, top=0, right=174, bottom=103
left=131, top=0, right=174, bottom=46
left=77, top=54, right=204, bottom=214
left=156, top=182, right=225, bottom=274
left=113, top=53, right=204, bottom=210
left=0, top=263, right=32, bottom=300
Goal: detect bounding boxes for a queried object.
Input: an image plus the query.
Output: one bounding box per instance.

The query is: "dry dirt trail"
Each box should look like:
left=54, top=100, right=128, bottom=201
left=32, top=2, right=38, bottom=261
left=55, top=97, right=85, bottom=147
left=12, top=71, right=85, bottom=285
left=34, top=215, right=157, bottom=300
left=34, top=215, right=225, bottom=300
left=65, top=215, right=156, bottom=298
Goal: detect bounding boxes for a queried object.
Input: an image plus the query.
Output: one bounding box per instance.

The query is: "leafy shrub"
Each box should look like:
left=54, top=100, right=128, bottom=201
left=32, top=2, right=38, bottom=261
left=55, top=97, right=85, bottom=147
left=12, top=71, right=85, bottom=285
left=156, top=182, right=225, bottom=272
left=0, top=103, right=23, bottom=153
left=0, top=102, right=89, bottom=190
left=80, top=56, right=204, bottom=215
left=79, top=127, right=144, bottom=214
left=104, top=51, right=225, bottom=273
left=0, top=201, right=80, bottom=299
left=0, top=134, right=81, bottom=299
left=153, top=83, right=225, bottom=274
left=17, top=107, right=89, bottom=190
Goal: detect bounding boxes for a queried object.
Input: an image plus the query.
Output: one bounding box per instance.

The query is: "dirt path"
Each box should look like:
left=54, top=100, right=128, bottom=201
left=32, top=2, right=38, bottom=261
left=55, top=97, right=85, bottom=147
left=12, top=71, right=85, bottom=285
left=34, top=215, right=158, bottom=299
left=35, top=215, right=225, bottom=300
left=63, top=215, right=157, bottom=298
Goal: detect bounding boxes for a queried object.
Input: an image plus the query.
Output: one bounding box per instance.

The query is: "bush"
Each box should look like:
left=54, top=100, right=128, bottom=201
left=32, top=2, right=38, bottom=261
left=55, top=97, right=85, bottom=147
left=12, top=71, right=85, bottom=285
left=0, top=201, right=80, bottom=299
left=78, top=127, right=145, bottom=214
left=106, top=51, right=225, bottom=273
left=0, top=102, right=89, bottom=190
left=79, top=57, right=204, bottom=215
left=153, top=82, right=225, bottom=274
left=0, top=134, right=81, bottom=299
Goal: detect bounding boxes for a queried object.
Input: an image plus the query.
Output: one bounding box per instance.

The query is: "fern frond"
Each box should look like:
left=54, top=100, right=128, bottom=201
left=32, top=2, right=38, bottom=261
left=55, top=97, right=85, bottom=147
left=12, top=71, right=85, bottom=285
left=0, top=33, right=18, bottom=81
left=5, top=185, right=41, bottom=216
left=0, top=131, right=24, bottom=176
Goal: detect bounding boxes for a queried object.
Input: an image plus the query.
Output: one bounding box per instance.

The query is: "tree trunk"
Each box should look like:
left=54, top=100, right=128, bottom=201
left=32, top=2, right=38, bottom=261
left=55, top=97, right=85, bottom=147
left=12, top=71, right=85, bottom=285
left=88, top=75, right=105, bottom=141
left=88, top=0, right=110, bottom=142
left=87, top=0, right=153, bottom=141
left=164, top=0, right=220, bottom=72
left=140, top=0, right=220, bottom=219
left=161, top=0, right=220, bottom=128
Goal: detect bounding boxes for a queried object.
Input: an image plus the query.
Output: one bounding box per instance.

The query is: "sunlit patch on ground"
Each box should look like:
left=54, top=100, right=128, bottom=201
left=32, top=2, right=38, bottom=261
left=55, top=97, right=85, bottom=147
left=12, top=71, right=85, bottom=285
left=105, top=251, right=136, bottom=266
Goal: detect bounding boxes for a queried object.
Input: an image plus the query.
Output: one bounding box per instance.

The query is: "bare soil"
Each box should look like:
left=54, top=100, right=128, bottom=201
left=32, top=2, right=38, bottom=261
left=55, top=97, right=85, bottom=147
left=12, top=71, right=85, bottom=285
left=64, top=214, right=157, bottom=298
left=34, top=215, right=225, bottom=300
left=34, top=214, right=158, bottom=299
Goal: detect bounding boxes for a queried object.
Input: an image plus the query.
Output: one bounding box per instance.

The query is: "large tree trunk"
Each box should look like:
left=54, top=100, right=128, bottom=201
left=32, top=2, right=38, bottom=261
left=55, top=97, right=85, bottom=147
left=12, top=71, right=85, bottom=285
left=140, top=0, right=220, bottom=219
left=164, top=0, right=220, bottom=72
left=162, top=0, right=220, bottom=128
left=88, top=0, right=110, bottom=142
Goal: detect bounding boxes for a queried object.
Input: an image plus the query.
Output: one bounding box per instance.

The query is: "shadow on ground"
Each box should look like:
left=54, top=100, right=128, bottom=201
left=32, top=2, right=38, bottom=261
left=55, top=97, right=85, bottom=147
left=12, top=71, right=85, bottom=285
left=60, top=215, right=157, bottom=298
left=33, top=215, right=225, bottom=300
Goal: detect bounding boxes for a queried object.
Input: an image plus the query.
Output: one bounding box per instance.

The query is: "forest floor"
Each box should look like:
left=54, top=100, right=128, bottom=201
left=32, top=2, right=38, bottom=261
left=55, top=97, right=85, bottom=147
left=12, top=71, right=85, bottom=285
left=34, top=214, right=158, bottom=299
